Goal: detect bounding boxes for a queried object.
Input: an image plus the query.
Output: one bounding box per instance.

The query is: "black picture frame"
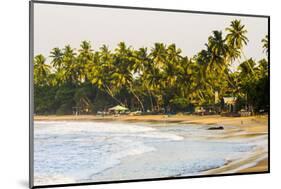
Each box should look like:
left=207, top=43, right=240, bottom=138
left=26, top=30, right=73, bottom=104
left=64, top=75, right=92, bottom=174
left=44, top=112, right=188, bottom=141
left=29, top=1, right=270, bottom=188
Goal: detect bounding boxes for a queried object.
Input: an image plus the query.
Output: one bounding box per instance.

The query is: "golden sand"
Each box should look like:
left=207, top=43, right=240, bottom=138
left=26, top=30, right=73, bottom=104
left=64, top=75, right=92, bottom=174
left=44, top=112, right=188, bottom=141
left=34, top=114, right=269, bottom=174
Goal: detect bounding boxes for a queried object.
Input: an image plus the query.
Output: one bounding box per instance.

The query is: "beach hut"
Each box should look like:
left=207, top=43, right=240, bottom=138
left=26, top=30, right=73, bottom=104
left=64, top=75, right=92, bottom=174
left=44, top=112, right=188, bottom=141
left=108, top=105, right=129, bottom=114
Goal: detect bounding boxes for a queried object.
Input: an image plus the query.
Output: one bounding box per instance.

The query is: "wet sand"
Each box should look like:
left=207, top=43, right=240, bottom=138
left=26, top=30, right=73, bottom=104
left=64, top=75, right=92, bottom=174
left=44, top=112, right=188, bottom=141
left=34, top=114, right=268, bottom=175
left=34, top=114, right=268, bottom=131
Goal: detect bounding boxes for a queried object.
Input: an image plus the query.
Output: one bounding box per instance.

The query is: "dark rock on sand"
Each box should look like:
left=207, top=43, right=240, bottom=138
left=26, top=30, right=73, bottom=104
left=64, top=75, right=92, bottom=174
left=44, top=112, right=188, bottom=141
left=207, top=126, right=224, bottom=130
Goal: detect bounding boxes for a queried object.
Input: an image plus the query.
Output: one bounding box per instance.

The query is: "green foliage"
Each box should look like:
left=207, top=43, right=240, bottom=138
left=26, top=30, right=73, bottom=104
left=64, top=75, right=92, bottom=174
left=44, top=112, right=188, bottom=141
left=170, top=97, right=190, bottom=111
left=237, top=58, right=269, bottom=112
left=33, top=20, right=269, bottom=115
left=34, top=86, right=57, bottom=114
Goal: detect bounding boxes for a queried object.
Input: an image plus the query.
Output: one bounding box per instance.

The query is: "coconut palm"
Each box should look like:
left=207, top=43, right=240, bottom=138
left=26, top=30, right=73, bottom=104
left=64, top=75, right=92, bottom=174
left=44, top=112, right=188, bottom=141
left=238, top=58, right=257, bottom=111
left=176, top=56, right=195, bottom=97
left=195, top=49, right=210, bottom=81
left=150, top=43, right=167, bottom=70
left=132, top=47, right=149, bottom=75
left=207, top=31, right=229, bottom=72
left=79, top=41, right=93, bottom=55
left=132, top=47, right=155, bottom=111
left=90, top=45, right=120, bottom=103
left=166, top=44, right=182, bottom=63
left=239, top=59, right=256, bottom=78
left=113, top=42, right=145, bottom=111
left=50, top=47, right=63, bottom=70
left=262, top=35, right=268, bottom=55
left=77, top=41, right=94, bottom=83
left=204, top=31, right=235, bottom=104
left=225, top=20, right=252, bottom=74
left=34, top=54, right=51, bottom=86
left=226, top=20, right=248, bottom=58
left=33, top=19, right=269, bottom=115
left=163, top=44, right=182, bottom=88
left=61, top=45, right=77, bottom=83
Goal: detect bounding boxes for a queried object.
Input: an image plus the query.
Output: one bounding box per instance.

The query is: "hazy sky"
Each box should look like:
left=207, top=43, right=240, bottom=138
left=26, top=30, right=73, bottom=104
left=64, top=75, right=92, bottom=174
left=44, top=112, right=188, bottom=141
left=34, top=3, right=268, bottom=65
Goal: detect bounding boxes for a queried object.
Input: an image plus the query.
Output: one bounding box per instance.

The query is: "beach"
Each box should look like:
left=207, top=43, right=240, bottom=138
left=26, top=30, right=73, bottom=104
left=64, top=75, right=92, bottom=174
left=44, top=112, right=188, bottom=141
left=33, top=115, right=268, bottom=185
left=34, top=114, right=268, bottom=139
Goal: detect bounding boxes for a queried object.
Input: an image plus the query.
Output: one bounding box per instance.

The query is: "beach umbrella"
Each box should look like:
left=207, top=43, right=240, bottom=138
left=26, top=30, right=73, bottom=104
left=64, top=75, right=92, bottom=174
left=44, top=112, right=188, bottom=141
left=108, top=105, right=128, bottom=111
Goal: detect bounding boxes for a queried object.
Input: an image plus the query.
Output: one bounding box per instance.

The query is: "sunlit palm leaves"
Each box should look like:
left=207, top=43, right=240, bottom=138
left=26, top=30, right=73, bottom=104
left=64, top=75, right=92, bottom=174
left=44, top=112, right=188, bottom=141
left=50, top=48, right=63, bottom=70
left=34, top=54, right=51, bottom=86
left=226, top=20, right=248, bottom=47
left=34, top=19, right=269, bottom=114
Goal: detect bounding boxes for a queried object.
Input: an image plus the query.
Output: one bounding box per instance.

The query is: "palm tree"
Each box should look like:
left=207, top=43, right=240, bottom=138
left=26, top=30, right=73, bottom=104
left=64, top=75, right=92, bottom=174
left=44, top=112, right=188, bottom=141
left=163, top=44, right=182, bottom=88
left=166, top=44, right=182, bottom=63
left=77, top=41, right=94, bottom=83
left=62, top=45, right=77, bottom=83
left=238, top=58, right=257, bottom=111
left=114, top=42, right=145, bottom=111
left=262, top=35, right=268, bottom=55
left=147, top=43, right=168, bottom=110
left=34, top=54, right=51, bottom=86
left=33, top=18, right=269, bottom=115
left=207, top=31, right=229, bottom=72
left=133, top=47, right=156, bottom=111
left=225, top=20, right=251, bottom=71
left=50, top=47, right=63, bottom=70
left=150, top=43, right=166, bottom=70
left=204, top=31, right=233, bottom=105
left=225, top=20, right=252, bottom=91
left=196, top=49, right=211, bottom=84
left=176, top=56, right=194, bottom=98
left=89, top=45, right=124, bottom=105
left=79, top=41, right=92, bottom=54
left=50, top=48, right=64, bottom=85
left=239, top=58, right=256, bottom=77
left=226, top=20, right=248, bottom=50
left=187, top=54, right=214, bottom=106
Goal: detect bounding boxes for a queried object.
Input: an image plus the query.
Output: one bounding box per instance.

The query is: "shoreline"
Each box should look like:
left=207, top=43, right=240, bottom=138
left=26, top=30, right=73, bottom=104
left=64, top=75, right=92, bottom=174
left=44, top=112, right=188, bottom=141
left=34, top=114, right=268, bottom=133
left=34, top=114, right=268, bottom=175
left=202, top=149, right=268, bottom=175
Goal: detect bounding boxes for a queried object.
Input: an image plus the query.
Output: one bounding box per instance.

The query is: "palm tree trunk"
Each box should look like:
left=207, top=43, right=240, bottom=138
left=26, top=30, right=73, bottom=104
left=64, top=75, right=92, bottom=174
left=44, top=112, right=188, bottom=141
left=148, top=91, right=154, bottom=112
left=241, top=50, right=255, bottom=74
left=103, top=84, right=124, bottom=106
left=146, top=87, right=154, bottom=112
left=153, top=93, right=160, bottom=112
left=130, top=86, right=144, bottom=112
left=198, top=90, right=205, bottom=101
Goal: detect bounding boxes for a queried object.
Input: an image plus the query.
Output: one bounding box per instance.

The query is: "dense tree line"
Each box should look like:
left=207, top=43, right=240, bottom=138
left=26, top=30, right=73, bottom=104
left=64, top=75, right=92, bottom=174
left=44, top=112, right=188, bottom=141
left=34, top=20, right=269, bottom=115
